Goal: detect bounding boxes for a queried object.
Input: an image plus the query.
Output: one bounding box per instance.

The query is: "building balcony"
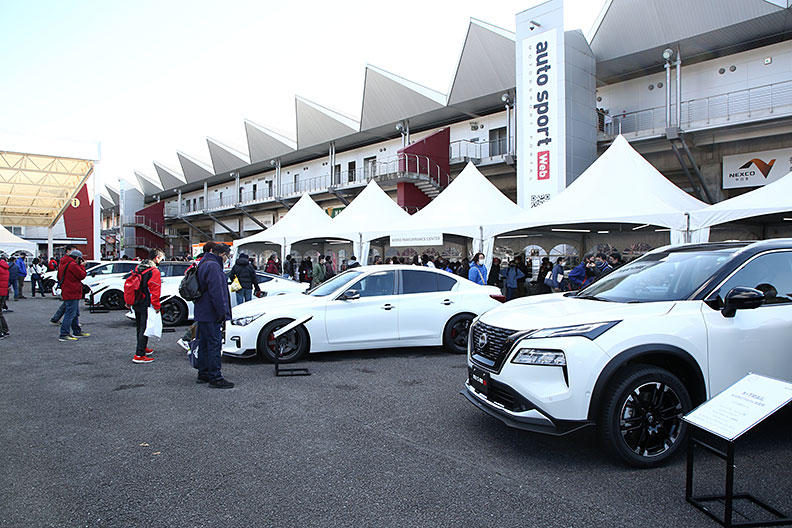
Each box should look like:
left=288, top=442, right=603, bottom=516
left=598, top=79, right=792, bottom=141
left=122, top=215, right=165, bottom=237
left=450, top=138, right=512, bottom=166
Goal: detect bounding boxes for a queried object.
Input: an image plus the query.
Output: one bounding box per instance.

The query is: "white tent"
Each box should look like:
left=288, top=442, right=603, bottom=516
left=0, top=224, right=37, bottom=257
left=485, top=135, right=709, bottom=243
left=689, top=171, right=792, bottom=230
left=324, top=180, right=412, bottom=259
left=235, top=193, right=332, bottom=258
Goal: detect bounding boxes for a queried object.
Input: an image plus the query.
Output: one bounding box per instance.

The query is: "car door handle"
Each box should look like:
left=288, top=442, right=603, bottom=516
left=381, top=304, right=394, bottom=310
left=442, top=299, right=453, bottom=305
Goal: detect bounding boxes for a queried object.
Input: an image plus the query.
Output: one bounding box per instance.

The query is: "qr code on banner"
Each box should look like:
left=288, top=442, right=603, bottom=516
left=531, top=194, right=550, bottom=208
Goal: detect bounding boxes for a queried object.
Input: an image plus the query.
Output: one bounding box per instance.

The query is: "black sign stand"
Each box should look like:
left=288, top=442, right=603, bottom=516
left=273, top=339, right=310, bottom=377
left=686, top=427, right=791, bottom=527
left=87, top=291, right=108, bottom=314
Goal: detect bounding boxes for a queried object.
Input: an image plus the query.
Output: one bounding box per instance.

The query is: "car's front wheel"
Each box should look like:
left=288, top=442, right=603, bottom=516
left=160, top=299, right=188, bottom=326
left=443, top=313, right=475, bottom=354
left=100, top=289, right=125, bottom=310
left=257, top=318, right=309, bottom=363
left=597, top=364, right=691, bottom=468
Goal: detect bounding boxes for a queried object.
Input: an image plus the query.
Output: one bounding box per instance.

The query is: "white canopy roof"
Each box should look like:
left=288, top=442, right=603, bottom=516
left=236, top=193, right=332, bottom=247
left=485, top=135, right=707, bottom=238
left=689, top=171, right=792, bottom=229
left=0, top=224, right=37, bottom=256
left=325, top=180, right=412, bottom=243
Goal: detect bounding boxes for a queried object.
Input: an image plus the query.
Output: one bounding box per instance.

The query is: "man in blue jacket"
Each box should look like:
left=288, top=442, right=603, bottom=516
left=15, top=257, right=27, bottom=299
left=194, top=243, right=234, bottom=389
left=8, top=258, right=20, bottom=300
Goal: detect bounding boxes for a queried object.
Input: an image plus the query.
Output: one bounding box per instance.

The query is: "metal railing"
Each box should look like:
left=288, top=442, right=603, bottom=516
left=601, top=79, right=792, bottom=139
left=122, top=215, right=164, bottom=236
left=450, top=138, right=510, bottom=162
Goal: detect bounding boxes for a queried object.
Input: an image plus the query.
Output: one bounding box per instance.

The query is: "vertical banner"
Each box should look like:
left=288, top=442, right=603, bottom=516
left=516, top=0, right=566, bottom=208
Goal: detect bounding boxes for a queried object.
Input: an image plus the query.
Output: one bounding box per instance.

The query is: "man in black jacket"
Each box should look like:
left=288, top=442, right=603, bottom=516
left=229, top=252, right=260, bottom=304
left=195, top=244, right=234, bottom=389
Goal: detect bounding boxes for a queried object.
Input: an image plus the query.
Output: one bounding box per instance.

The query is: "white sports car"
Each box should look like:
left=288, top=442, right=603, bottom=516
left=222, top=265, right=505, bottom=362
left=90, top=269, right=309, bottom=326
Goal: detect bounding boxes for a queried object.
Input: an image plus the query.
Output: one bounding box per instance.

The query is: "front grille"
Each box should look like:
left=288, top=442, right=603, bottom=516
left=487, top=379, right=534, bottom=413
left=470, top=321, right=517, bottom=372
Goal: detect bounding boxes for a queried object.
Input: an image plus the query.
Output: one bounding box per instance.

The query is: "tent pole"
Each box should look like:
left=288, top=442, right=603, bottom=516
left=479, top=226, right=484, bottom=253
left=685, top=213, right=691, bottom=243
left=47, top=227, right=53, bottom=259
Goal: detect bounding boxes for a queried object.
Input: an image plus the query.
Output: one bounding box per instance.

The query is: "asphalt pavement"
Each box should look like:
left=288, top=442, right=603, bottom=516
left=1, top=296, right=790, bottom=527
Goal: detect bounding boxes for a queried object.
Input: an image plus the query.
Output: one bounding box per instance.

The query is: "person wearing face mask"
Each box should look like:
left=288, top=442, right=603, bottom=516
left=130, top=248, right=164, bottom=364
left=548, top=257, right=567, bottom=293
left=194, top=243, right=234, bottom=389
left=468, top=252, right=488, bottom=285
left=499, top=260, right=525, bottom=301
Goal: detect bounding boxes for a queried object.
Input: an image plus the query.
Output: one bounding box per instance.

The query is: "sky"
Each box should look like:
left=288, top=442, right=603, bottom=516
left=0, top=0, right=606, bottom=193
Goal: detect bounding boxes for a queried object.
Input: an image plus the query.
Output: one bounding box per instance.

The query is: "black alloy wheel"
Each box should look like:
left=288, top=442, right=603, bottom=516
left=598, top=364, right=691, bottom=468
left=257, top=318, right=309, bottom=363
left=101, top=289, right=125, bottom=310
left=443, top=313, right=475, bottom=354
left=160, top=299, right=187, bottom=326
left=43, top=278, right=56, bottom=293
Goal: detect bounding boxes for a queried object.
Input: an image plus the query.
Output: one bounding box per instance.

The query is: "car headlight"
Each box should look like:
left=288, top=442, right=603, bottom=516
left=231, top=314, right=264, bottom=326
left=512, top=349, right=566, bottom=366
left=526, top=321, right=620, bottom=340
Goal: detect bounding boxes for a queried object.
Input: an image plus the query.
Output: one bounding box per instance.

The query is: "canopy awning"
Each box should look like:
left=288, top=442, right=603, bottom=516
left=236, top=193, right=332, bottom=247
left=0, top=224, right=37, bottom=256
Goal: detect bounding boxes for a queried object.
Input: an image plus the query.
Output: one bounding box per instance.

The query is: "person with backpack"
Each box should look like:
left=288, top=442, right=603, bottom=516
left=127, top=249, right=164, bottom=364
left=283, top=254, right=295, bottom=280
left=194, top=243, right=234, bottom=388
left=57, top=249, right=89, bottom=342
left=30, top=258, right=47, bottom=297
left=0, top=256, right=10, bottom=339
left=468, top=252, right=488, bottom=286
left=14, top=256, right=27, bottom=299
left=7, top=257, right=19, bottom=301
left=176, top=242, right=216, bottom=352
left=228, top=252, right=260, bottom=305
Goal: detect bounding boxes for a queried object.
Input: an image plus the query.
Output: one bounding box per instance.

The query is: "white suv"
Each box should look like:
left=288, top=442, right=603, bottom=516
left=463, top=240, right=792, bottom=467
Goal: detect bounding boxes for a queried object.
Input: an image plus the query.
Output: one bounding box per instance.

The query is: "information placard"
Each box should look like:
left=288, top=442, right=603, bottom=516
left=684, top=374, right=792, bottom=441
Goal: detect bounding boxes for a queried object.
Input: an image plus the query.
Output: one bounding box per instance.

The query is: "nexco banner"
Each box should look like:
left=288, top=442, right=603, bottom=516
left=723, top=147, right=792, bottom=189
left=516, top=0, right=566, bottom=209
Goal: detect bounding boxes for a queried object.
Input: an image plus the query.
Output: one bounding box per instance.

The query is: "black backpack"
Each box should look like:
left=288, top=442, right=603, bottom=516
left=179, top=262, right=202, bottom=301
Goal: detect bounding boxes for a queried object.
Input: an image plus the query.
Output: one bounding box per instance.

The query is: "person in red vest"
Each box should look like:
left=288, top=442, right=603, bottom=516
left=0, top=256, right=10, bottom=339
left=130, top=249, right=164, bottom=364
left=57, top=249, right=89, bottom=342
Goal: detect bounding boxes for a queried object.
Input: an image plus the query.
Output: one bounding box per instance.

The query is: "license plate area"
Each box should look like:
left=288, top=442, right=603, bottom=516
left=468, top=366, right=490, bottom=395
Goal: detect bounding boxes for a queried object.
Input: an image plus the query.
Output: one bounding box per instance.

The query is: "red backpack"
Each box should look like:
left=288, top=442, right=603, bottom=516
left=123, top=267, right=153, bottom=306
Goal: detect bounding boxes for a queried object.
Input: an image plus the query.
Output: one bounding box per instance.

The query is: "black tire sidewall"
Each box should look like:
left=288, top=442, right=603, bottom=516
left=443, top=313, right=474, bottom=354
left=102, top=290, right=124, bottom=310
left=257, top=318, right=308, bottom=363
left=161, top=299, right=186, bottom=326
left=597, top=364, right=692, bottom=468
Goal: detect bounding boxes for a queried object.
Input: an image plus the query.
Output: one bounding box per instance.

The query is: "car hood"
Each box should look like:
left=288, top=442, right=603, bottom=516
left=231, top=293, right=314, bottom=318
left=478, top=293, right=676, bottom=331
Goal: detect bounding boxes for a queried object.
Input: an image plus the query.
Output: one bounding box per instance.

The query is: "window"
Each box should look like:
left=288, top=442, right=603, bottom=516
left=165, top=264, right=190, bottom=277
left=294, top=174, right=299, bottom=192
left=348, top=270, right=396, bottom=298
left=267, top=180, right=273, bottom=197
left=256, top=273, right=273, bottom=284
left=333, top=164, right=341, bottom=185
left=192, top=198, right=197, bottom=211
left=363, top=156, right=377, bottom=178
left=91, top=264, right=113, bottom=275
left=715, top=252, right=792, bottom=306
left=401, top=269, right=456, bottom=294
left=198, top=196, right=204, bottom=210
left=112, top=263, right=136, bottom=274
left=348, top=161, right=356, bottom=183
left=489, top=127, right=507, bottom=156
left=252, top=183, right=257, bottom=200
left=239, top=187, right=243, bottom=203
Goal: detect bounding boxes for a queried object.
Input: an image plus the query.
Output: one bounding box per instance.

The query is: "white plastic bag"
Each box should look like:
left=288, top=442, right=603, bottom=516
left=144, top=306, right=162, bottom=339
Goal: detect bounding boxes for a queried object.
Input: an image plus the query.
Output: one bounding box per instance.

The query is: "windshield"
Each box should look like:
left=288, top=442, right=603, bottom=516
left=579, top=250, right=736, bottom=302
left=308, top=270, right=364, bottom=297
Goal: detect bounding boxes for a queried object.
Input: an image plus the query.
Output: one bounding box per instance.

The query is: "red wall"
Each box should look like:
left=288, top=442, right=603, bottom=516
left=63, top=182, right=95, bottom=259
left=134, top=201, right=166, bottom=257
left=397, top=183, right=431, bottom=212
left=396, top=128, right=450, bottom=212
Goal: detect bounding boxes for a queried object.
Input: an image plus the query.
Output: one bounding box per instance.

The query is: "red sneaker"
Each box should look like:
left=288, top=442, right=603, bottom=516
left=145, top=348, right=154, bottom=356
left=132, top=355, right=154, bottom=364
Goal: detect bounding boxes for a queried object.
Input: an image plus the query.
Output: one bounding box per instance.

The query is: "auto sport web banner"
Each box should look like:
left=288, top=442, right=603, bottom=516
left=723, top=147, right=792, bottom=189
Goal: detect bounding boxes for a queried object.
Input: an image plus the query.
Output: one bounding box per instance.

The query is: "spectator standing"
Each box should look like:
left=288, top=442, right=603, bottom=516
left=0, top=257, right=9, bottom=338
left=594, top=253, right=614, bottom=278
left=130, top=249, right=164, bottom=364
left=298, top=257, right=312, bottom=284
left=194, top=244, right=234, bottom=388
left=312, top=256, right=326, bottom=287
left=568, top=255, right=595, bottom=291
left=537, top=257, right=553, bottom=294
left=47, top=256, right=58, bottom=271
left=346, top=255, right=360, bottom=269
left=265, top=255, right=279, bottom=275
left=176, top=242, right=216, bottom=352
left=283, top=254, right=295, bottom=279
left=15, top=256, right=27, bottom=299
left=468, top=252, right=488, bottom=285
left=57, top=249, right=90, bottom=342
left=549, top=257, right=566, bottom=292
left=608, top=252, right=624, bottom=270
left=8, top=257, right=19, bottom=300
left=500, top=260, right=525, bottom=301
left=515, top=255, right=529, bottom=297
left=30, top=258, right=47, bottom=297
left=324, top=254, right=335, bottom=279
left=229, top=252, right=260, bottom=304
left=487, top=257, right=502, bottom=290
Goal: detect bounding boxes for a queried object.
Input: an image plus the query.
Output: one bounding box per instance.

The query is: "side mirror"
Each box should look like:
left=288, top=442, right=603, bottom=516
left=722, top=286, right=764, bottom=318
left=342, top=289, right=360, bottom=301
left=90, top=272, right=96, bottom=277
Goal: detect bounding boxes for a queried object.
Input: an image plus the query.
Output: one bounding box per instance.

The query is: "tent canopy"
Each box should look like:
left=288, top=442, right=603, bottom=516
left=326, top=180, right=412, bottom=243
left=236, top=193, right=332, bottom=247
left=689, top=171, right=792, bottom=229
left=485, top=135, right=707, bottom=238
left=0, top=224, right=37, bottom=256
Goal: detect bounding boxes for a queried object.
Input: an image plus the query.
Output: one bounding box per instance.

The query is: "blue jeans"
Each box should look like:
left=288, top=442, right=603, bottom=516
left=51, top=302, right=66, bottom=323
left=505, top=286, right=518, bottom=301
left=31, top=274, right=45, bottom=296
left=235, top=288, right=252, bottom=305
left=10, top=279, right=19, bottom=299
left=197, top=321, right=223, bottom=381
left=60, top=300, right=81, bottom=337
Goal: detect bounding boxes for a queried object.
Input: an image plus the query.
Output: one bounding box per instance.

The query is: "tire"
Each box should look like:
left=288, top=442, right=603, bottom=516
left=597, top=364, right=692, bottom=468
left=256, top=318, right=309, bottom=363
left=100, top=289, right=125, bottom=310
left=43, top=278, right=55, bottom=293
left=443, top=313, right=475, bottom=354
left=160, top=299, right=188, bottom=326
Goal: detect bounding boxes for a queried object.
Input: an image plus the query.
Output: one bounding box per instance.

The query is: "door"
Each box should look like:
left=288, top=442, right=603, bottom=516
left=702, top=250, right=792, bottom=396
left=397, top=269, right=459, bottom=341
left=325, top=270, right=399, bottom=346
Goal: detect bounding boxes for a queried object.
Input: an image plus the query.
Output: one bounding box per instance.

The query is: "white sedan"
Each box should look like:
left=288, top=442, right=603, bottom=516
left=222, top=265, right=505, bottom=362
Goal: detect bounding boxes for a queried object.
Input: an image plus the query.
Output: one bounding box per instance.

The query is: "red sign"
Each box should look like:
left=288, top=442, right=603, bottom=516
left=537, top=151, right=550, bottom=180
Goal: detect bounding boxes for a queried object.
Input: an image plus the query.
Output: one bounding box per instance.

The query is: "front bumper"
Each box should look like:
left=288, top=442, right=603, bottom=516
left=222, top=322, right=257, bottom=358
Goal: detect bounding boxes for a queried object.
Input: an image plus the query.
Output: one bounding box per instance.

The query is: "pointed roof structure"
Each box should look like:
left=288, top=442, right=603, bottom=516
left=486, top=135, right=707, bottom=237
left=0, top=223, right=36, bottom=256
left=206, top=138, right=251, bottom=175
left=360, top=65, right=446, bottom=131
left=106, top=186, right=120, bottom=206
left=295, top=96, right=359, bottom=149
left=236, top=193, right=333, bottom=247
left=327, top=180, right=412, bottom=242
left=447, top=19, right=516, bottom=109
left=177, top=151, right=214, bottom=184
left=134, top=171, right=163, bottom=197
left=153, top=161, right=187, bottom=191
left=245, top=120, right=296, bottom=163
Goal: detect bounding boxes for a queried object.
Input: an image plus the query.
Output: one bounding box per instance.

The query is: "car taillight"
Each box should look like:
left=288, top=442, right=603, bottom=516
left=490, top=294, right=506, bottom=303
